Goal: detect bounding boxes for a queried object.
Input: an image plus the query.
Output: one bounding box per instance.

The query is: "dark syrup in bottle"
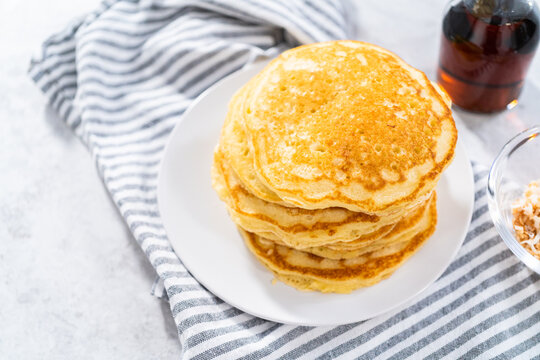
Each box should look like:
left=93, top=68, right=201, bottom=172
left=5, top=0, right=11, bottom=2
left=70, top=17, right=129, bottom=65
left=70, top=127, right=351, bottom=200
left=437, top=0, right=539, bottom=112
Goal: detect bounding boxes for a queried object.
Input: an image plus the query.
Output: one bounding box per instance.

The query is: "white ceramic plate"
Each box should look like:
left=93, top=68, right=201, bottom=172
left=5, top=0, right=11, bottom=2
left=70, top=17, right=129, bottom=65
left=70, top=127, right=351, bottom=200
left=157, top=61, right=474, bottom=326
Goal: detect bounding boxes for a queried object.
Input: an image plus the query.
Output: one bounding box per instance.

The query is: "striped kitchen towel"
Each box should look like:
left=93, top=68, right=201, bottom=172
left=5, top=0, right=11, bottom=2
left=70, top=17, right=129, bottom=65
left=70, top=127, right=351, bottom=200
left=29, top=0, right=539, bottom=358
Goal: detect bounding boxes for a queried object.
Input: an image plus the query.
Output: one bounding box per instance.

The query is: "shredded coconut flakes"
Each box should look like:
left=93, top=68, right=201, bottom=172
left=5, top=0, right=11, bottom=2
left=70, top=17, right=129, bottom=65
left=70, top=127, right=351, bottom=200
left=512, top=181, right=540, bottom=259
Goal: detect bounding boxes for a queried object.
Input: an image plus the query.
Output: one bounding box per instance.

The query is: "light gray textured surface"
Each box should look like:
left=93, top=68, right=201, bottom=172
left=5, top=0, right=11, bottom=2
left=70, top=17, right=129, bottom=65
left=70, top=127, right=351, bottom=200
left=1, top=0, right=539, bottom=358
left=1, top=1, right=180, bottom=358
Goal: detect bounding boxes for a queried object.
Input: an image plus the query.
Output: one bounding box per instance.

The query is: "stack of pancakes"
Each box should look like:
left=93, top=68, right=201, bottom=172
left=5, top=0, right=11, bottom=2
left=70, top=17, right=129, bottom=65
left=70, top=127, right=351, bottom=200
left=212, top=41, right=457, bottom=293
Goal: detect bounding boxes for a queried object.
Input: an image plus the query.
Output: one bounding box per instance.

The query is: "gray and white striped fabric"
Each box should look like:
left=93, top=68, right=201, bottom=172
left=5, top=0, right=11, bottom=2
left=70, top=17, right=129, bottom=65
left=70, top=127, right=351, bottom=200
left=30, top=0, right=539, bottom=358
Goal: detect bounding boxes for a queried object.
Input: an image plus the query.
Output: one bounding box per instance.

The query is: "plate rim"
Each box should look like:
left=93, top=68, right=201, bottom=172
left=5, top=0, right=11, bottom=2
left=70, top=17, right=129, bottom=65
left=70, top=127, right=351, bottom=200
left=157, top=61, right=475, bottom=326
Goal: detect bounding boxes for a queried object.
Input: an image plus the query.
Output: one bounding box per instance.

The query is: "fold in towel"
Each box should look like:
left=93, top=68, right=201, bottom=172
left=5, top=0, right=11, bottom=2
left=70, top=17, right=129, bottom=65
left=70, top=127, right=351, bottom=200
left=30, top=1, right=539, bottom=358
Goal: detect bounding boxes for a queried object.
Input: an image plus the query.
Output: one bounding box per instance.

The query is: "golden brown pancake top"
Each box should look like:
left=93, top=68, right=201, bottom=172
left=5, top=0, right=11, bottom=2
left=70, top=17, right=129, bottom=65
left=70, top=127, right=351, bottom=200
left=243, top=41, right=456, bottom=213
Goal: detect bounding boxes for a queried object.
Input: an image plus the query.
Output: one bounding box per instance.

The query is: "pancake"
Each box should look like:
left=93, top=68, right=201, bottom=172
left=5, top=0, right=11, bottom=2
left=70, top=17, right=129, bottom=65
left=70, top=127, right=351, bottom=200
left=221, top=78, right=450, bottom=210
left=211, top=148, right=426, bottom=248
left=240, top=193, right=437, bottom=293
left=264, top=218, right=395, bottom=247
left=300, top=193, right=435, bottom=259
left=219, top=80, right=287, bottom=206
left=240, top=41, right=456, bottom=214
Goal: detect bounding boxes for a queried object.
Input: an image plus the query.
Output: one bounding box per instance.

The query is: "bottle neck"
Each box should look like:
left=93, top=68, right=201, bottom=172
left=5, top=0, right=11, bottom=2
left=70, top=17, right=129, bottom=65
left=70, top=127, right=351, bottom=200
left=464, top=0, right=534, bottom=21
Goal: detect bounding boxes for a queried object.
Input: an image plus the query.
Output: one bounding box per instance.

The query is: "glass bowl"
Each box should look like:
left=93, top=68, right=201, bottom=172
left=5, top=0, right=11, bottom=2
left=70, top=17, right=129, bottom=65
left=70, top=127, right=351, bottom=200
left=487, top=126, right=540, bottom=274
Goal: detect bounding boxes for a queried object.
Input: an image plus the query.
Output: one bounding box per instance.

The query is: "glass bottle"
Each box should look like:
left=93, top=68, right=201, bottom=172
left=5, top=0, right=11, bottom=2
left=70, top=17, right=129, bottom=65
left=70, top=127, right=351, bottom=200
left=437, top=0, right=540, bottom=113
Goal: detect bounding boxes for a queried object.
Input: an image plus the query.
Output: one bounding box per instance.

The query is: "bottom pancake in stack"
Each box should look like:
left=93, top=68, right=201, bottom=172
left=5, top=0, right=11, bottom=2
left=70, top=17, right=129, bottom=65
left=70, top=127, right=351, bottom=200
left=241, top=195, right=436, bottom=293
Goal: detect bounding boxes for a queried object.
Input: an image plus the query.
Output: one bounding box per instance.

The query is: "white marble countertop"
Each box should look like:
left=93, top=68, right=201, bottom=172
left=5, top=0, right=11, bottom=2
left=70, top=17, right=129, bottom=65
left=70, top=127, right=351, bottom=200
left=1, top=0, right=539, bottom=358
